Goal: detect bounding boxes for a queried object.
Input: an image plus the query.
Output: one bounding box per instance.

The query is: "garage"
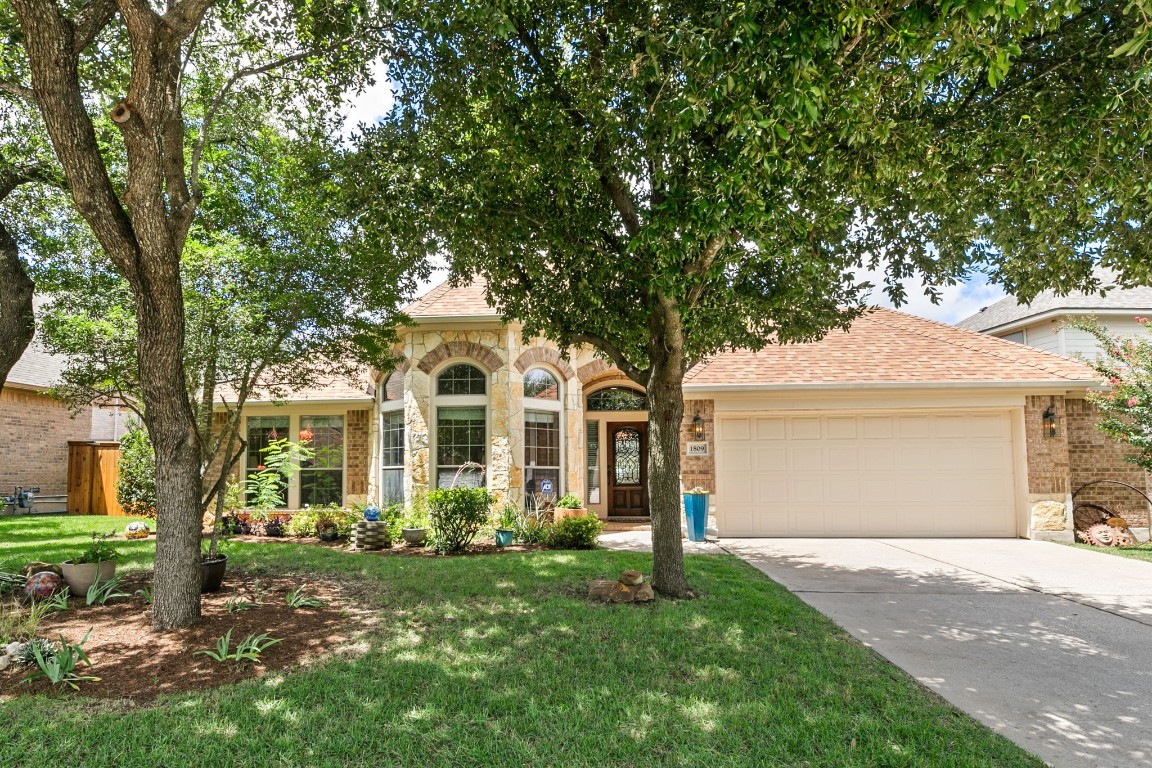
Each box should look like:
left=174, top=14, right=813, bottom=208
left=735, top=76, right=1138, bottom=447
left=715, top=409, right=1021, bottom=537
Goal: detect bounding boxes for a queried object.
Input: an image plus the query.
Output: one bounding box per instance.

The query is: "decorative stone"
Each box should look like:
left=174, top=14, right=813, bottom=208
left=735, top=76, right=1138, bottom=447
left=619, top=570, right=644, bottom=586
left=1031, top=500, right=1067, bottom=532
left=0, top=655, right=9, bottom=671
left=5, top=642, right=20, bottom=655
left=633, top=582, right=655, bottom=602
left=20, top=561, right=62, bottom=577
left=589, top=580, right=616, bottom=601
left=24, top=571, right=65, bottom=601
left=589, top=576, right=654, bottom=604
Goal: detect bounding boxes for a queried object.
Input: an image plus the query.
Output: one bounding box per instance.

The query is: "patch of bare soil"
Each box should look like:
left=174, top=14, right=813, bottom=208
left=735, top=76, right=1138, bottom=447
left=0, top=573, right=350, bottom=703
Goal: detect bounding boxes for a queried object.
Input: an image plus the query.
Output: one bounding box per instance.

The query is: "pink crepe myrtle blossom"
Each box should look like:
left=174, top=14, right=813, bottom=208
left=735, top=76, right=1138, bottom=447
left=1129, top=398, right=1139, bottom=406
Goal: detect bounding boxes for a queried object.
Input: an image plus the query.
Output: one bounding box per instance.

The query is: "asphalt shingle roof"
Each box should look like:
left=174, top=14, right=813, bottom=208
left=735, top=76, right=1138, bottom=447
left=404, top=278, right=497, bottom=319
left=6, top=343, right=68, bottom=391
left=956, top=269, right=1152, bottom=333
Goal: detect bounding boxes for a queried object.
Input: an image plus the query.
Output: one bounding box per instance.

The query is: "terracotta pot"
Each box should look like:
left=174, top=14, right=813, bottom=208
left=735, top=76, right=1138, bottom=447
left=554, top=507, right=588, bottom=522
left=201, top=555, right=228, bottom=593
left=402, top=527, right=427, bottom=547
left=60, top=560, right=116, bottom=595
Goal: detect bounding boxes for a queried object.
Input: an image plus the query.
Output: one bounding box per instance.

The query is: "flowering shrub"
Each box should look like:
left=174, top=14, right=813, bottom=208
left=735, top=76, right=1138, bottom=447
left=1071, top=316, right=1152, bottom=471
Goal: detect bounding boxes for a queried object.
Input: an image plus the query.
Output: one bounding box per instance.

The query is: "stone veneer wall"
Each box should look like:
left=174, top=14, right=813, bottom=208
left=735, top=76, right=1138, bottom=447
left=0, top=387, right=96, bottom=496
left=1066, top=397, right=1151, bottom=527
left=680, top=399, right=715, bottom=493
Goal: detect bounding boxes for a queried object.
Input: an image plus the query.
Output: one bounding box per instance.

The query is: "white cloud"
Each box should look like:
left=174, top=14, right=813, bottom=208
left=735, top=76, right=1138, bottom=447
left=857, top=268, right=1007, bottom=325
left=341, top=59, right=394, bottom=134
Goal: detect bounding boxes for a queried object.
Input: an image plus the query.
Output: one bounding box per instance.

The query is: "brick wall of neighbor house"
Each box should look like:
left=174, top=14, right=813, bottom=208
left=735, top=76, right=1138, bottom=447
left=1025, top=395, right=1074, bottom=534
left=0, top=387, right=95, bottom=496
left=345, top=408, right=370, bottom=501
left=680, top=399, right=715, bottom=493
left=1066, top=397, right=1151, bottom=527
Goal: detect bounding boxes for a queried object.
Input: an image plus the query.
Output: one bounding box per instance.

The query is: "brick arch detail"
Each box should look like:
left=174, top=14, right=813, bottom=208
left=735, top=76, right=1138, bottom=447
left=381, top=360, right=409, bottom=401
left=577, top=359, right=632, bottom=385
left=513, top=347, right=576, bottom=379
left=416, top=340, right=503, bottom=375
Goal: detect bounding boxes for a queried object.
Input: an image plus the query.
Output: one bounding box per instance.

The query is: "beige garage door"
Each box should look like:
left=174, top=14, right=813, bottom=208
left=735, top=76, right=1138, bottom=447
left=716, top=411, right=1019, bottom=537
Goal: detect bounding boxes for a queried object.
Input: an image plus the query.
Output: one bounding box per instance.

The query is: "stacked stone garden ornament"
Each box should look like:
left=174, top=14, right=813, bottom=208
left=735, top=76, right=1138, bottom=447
left=350, top=521, right=389, bottom=551
left=588, top=569, right=655, bottom=604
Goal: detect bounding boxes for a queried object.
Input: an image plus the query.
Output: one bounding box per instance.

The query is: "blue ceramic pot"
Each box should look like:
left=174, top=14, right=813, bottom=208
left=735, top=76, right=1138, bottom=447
left=683, top=493, right=709, bottom=542
left=494, top=529, right=515, bottom=547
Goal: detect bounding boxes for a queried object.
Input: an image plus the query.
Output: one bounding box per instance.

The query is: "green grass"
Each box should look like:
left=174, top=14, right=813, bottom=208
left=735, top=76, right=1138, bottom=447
left=0, top=515, right=1042, bottom=767
left=1067, top=540, right=1152, bottom=563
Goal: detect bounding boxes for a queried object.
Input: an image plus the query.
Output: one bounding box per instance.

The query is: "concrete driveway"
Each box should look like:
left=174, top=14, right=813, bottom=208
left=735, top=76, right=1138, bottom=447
left=722, top=539, right=1152, bottom=768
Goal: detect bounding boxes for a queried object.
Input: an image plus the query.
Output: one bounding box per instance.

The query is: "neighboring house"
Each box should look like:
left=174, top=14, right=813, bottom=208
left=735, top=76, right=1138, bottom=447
left=233, top=279, right=1111, bottom=542
left=957, top=271, right=1152, bottom=538
left=955, top=268, right=1152, bottom=359
left=1, top=343, right=125, bottom=499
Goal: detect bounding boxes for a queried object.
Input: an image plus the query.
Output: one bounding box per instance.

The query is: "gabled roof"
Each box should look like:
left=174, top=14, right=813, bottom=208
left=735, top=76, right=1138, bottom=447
left=956, top=268, right=1152, bottom=333
left=404, top=278, right=499, bottom=319
left=6, top=343, right=68, bottom=391
left=684, top=308, right=1095, bottom=389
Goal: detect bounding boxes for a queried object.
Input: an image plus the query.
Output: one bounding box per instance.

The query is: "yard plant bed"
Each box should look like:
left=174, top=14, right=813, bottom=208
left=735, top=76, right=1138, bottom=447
left=0, top=574, right=348, bottom=702
left=227, top=532, right=547, bottom=557
left=0, top=516, right=1042, bottom=767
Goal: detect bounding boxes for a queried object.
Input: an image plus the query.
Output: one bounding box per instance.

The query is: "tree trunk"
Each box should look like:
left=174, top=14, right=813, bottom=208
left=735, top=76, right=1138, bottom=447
left=0, top=221, right=35, bottom=396
left=645, top=297, right=692, bottom=597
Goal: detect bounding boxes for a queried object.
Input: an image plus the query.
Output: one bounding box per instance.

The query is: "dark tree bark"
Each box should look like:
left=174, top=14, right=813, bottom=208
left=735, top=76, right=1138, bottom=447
left=643, top=294, right=691, bottom=598
left=10, top=0, right=210, bottom=629
left=0, top=221, right=35, bottom=397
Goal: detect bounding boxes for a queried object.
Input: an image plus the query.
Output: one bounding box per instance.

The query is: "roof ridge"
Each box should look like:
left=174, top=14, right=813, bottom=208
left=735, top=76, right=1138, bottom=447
left=870, top=306, right=1094, bottom=381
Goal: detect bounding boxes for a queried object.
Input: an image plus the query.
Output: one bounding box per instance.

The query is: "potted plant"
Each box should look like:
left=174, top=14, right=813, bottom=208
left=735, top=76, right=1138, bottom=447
left=201, top=478, right=241, bottom=593
left=312, top=506, right=341, bottom=542
left=401, top=492, right=431, bottom=547
left=554, top=494, right=587, bottom=523
left=60, top=532, right=120, bottom=594
left=494, top=503, right=518, bottom=547
left=682, top=486, right=710, bottom=542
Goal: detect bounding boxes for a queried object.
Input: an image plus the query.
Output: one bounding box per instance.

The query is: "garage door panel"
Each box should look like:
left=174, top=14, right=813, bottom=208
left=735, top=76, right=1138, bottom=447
left=717, top=410, right=1018, bottom=538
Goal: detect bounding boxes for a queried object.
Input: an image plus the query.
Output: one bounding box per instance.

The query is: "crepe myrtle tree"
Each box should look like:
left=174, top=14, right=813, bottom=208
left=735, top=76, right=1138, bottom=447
left=1071, top=318, right=1152, bottom=471
left=354, top=1, right=1152, bottom=596
left=1, top=0, right=387, bottom=628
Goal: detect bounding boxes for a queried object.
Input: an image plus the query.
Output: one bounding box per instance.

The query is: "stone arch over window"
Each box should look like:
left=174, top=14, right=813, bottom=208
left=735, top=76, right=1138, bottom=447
left=578, top=359, right=631, bottom=384
left=513, top=347, right=575, bottom=380
left=417, top=340, right=502, bottom=375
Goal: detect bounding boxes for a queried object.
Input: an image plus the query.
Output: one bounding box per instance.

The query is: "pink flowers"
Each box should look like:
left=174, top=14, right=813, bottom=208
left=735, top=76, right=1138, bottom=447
left=1110, top=377, right=1121, bottom=385
left=1128, top=398, right=1139, bottom=407
left=1137, top=317, right=1148, bottom=325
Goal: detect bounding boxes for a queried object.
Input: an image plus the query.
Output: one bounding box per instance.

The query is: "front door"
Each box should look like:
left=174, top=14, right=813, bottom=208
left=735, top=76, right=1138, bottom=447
left=607, top=422, right=649, bottom=517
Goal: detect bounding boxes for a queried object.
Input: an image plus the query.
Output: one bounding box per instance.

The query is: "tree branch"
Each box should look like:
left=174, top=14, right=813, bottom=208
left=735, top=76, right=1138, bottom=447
left=72, top=0, right=118, bottom=53
left=565, top=331, right=648, bottom=383
left=0, top=81, right=35, bottom=101
left=684, top=235, right=727, bottom=309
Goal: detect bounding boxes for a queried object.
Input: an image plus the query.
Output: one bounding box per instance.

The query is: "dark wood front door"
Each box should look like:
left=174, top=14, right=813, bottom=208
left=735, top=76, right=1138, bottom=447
left=607, top=422, right=649, bottom=517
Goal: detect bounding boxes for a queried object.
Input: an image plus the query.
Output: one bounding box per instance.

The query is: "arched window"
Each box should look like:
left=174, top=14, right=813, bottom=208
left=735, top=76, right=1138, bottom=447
left=379, top=372, right=405, bottom=505
left=434, top=362, right=488, bottom=487
left=524, top=368, right=563, bottom=507
left=437, top=363, right=486, bottom=396
left=587, top=386, right=647, bottom=411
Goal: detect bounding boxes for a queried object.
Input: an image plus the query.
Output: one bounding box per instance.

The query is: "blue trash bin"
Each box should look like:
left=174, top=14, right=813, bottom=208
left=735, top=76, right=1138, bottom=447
left=683, top=493, right=709, bottom=542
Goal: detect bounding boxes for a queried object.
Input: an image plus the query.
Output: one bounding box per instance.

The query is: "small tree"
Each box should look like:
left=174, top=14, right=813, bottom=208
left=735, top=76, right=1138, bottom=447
left=116, top=420, right=156, bottom=518
left=1071, top=318, right=1152, bottom=471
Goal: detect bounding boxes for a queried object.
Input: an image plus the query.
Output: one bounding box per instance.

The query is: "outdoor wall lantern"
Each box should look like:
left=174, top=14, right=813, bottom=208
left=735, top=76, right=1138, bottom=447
left=1042, top=402, right=1058, bottom=438
left=692, top=412, right=705, bottom=441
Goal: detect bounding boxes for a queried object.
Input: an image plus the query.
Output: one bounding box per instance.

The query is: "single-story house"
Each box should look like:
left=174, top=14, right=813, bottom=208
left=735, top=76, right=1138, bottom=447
left=1, top=342, right=125, bottom=502
left=229, top=279, right=1128, bottom=542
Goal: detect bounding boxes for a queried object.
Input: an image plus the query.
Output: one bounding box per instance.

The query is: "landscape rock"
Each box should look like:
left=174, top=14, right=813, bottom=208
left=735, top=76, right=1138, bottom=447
left=20, top=561, right=62, bottom=577
left=618, top=569, right=644, bottom=586
left=0, top=655, right=9, bottom=671
left=633, top=582, right=655, bottom=602
left=588, top=580, right=617, bottom=601
left=589, top=577, right=655, bottom=604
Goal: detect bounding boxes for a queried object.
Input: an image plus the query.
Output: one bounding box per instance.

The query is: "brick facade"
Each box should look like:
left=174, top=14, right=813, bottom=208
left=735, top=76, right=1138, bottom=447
left=345, top=408, right=370, bottom=499
left=0, top=387, right=97, bottom=496
left=1066, top=397, right=1151, bottom=527
left=680, top=399, right=715, bottom=493
left=1025, top=395, right=1070, bottom=496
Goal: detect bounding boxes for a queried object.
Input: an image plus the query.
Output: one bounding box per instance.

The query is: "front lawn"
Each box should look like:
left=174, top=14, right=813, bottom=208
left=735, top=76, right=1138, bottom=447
left=1067, top=540, right=1152, bottom=563
left=0, top=515, right=1041, bottom=767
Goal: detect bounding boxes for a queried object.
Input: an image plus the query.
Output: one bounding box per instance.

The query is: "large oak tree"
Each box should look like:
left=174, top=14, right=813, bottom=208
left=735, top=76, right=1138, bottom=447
left=354, top=1, right=1152, bottom=595
left=1, top=0, right=386, bottom=627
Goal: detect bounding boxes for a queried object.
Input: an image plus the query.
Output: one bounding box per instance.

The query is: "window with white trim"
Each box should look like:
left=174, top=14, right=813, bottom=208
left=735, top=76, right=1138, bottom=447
left=299, top=415, right=345, bottom=507
left=434, top=363, right=487, bottom=488
left=524, top=367, right=563, bottom=507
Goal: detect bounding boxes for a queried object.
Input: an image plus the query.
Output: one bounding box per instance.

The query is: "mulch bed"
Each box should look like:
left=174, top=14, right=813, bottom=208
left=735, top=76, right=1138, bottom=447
left=229, top=534, right=548, bottom=557
left=0, top=573, right=351, bottom=703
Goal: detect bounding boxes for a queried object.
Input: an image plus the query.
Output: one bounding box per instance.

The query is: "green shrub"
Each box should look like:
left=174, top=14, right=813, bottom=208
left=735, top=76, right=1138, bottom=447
left=513, top=505, right=553, bottom=544
left=284, top=510, right=316, bottom=538
left=556, top=494, right=583, bottom=509
left=548, top=514, right=604, bottom=549
left=428, top=486, right=494, bottom=554
left=284, top=505, right=360, bottom=539
left=116, top=421, right=156, bottom=518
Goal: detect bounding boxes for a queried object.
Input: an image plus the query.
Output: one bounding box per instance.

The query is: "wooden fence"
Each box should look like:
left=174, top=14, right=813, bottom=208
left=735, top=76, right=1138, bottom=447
left=67, top=441, right=123, bottom=516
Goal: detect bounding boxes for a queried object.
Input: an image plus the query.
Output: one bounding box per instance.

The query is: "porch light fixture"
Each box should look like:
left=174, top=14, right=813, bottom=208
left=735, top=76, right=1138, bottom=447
left=692, top=412, right=705, bottom=441
left=1042, top=402, right=1058, bottom=438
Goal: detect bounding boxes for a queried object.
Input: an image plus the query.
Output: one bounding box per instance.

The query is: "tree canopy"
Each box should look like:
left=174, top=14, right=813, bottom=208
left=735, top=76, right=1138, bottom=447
left=352, top=0, right=1152, bottom=594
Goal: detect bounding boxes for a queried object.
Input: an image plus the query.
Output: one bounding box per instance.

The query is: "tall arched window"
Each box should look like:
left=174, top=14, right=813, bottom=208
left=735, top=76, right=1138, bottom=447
left=379, top=372, right=405, bottom=506
left=524, top=368, right=562, bottom=506
left=434, top=362, right=487, bottom=487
